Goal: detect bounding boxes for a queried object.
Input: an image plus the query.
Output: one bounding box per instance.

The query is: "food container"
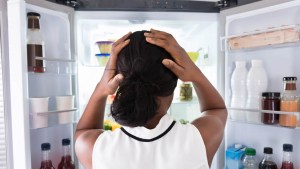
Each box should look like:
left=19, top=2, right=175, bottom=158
left=96, top=41, right=113, bottom=54
left=187, top=52, right=199, bottom=63
left=95, top=54, right=110, bottom=66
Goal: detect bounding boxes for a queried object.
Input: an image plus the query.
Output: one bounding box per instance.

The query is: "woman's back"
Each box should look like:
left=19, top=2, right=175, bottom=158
left=93, top=114, right=209, bottom=169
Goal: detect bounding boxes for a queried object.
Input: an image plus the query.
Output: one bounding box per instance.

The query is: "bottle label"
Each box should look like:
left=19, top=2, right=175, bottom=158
left=27, top=44, right=44, bottom=71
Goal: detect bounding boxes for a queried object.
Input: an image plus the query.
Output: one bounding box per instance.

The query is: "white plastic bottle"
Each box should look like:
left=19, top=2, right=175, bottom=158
left=230, top=61, right=248, bottom=121
left=246, top=60, right=268, bottom=123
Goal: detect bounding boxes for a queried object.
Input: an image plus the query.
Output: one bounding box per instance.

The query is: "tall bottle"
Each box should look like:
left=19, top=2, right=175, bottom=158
left=230, top=61, right=248, bottom=121
left=27, top=12, right=45, bottom=73
left=58, top=138, right=75, bottom=169
left=40, top=143, right=55, bottom=169
left=259, top=147, right=278, bottom=169
left=242, top=148, right=258, bottom=169
left=279, top=77, right=299, bottom=128
left=246, top=60, right=268, bottom=123
left=281, top=144, right=294, bottom=169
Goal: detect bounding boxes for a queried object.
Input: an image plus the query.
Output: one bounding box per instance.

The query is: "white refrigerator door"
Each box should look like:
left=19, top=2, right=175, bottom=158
left=7, top=0, right=77, bottom=168
left=220, top=0, right=300, bottom=168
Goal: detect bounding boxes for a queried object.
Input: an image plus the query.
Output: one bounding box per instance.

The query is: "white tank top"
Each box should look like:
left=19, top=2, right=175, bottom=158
left=93, top=114, right=209, bottom=169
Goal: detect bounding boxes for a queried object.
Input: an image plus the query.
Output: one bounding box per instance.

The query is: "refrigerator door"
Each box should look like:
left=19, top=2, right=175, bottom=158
left=221, top=0, right=300, bottom=168
left=7, top=0, right=77, bottom=168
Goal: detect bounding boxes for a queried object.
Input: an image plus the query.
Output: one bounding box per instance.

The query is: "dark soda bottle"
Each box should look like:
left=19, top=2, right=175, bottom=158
left=58, top=138, right=75, bottom=169
left=281, top=144, right=294, bottom=169
left=40, top=143, right=55, bottom=169
left=259, top=147, right=278, bottom=169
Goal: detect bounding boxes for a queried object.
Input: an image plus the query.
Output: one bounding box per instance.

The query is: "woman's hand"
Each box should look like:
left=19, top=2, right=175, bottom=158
left=98, top=32, right=131, bottom=96
left=144, top=29, right=200, bottom=82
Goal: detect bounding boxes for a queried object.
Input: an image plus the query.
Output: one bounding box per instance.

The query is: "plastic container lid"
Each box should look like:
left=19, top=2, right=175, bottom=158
left=62, top=138, right=71, bottom=146
left=95, top=53, right=110, bottom=57
left=283, top=144, right=293, bottom=152
left=283, top=77, right=297, bottom=81
left=41, top=143, right=51, bottom=151
left=262, top=92, right=281, bottom=98
left=245, top=148, right=256, bottom=156
left=96, top=41, right=114, bottom=44
left=263, top=147, right=273, bottom=154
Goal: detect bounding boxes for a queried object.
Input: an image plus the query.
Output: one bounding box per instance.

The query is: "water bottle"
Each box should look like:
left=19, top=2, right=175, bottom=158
left=242, top=148, right=258, bottom=169
left=230, top=61, right=248, bottom=121
left=246, top=60, right=268, bottom=123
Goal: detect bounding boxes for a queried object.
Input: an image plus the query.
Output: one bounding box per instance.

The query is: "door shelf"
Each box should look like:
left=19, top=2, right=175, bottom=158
left=30, top=109, right=77, bottom=130
left=34, top=108, right=77, bottom=116
left=221, top=24, right=300, bottom=52
left=228, top=107, right=300, bottom=129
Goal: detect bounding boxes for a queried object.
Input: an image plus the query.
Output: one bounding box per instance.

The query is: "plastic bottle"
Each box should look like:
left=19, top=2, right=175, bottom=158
left=279, top=77, right=299, bottom=128
left=230, top=61, right=248, bottom=121
left=281, top=144, right=294, bottom=169
left=242, top=148, right=258, bottom=169
left=246, top=60, right=268, bottom=123
left=259, top=147, right=278, bottom=169
left=40, top=143, right=55, bottom=169
left=58, top=138, right=75, bottom=169
left=27, top=12, right=45, bottom=73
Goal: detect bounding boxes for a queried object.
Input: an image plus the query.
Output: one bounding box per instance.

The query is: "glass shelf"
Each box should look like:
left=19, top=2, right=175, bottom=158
left=227, top=107, right=300, bottom=129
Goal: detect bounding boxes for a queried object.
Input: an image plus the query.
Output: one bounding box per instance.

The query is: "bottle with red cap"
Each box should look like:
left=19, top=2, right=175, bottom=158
left=58, top=138, right=75, bottom=169
left=281, top=144, right=294, bottom=169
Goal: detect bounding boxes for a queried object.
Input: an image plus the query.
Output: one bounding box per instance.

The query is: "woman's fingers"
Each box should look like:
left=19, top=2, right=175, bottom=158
left=107, top=74, right=124, bottom=94
left=162, top=59, right=184, bottom=79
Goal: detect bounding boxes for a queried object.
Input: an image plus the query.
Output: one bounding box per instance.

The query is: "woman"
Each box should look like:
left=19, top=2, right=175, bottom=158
left=75, top=29, right=227, bottom=169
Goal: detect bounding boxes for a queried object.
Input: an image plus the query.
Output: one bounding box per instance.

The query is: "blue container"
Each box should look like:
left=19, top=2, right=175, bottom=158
left=226, top=144, right=246, bottom=169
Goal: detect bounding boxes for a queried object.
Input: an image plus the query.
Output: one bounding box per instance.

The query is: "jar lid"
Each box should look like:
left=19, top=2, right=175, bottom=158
left=263, top=147, right=273, bottom=154
left=283, top=144, right=293, bottom=152
left=283, top=77, right=297, bottom=81
left=62, top=138, right=70, bottom=146
left=95, top=53, right=110, bottom=57
left=262, top=92, right=281, bottom=98
left=245, top=148, right=256, bottom=156
left=27, top=12, right=41, bottom=18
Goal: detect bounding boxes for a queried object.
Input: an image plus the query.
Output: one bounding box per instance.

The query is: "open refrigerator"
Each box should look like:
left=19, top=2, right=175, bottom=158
left=5, top=0, right=300, bottom=168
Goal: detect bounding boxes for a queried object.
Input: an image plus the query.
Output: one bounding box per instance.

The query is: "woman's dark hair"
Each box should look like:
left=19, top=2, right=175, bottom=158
left=111, top=31, right=178, bottom=127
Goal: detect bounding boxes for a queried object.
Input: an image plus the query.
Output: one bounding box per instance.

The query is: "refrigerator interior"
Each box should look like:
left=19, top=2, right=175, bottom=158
left=21, top=2, right=77, bottom=169
left=224, top=1, right=300, bottom=167
left=75, top=11, right=221, bottom=168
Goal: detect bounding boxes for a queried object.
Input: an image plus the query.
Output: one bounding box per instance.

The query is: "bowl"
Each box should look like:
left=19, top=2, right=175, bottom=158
left=95, top=53, right=110, bottom=66
left=96, top=41, right=114, bottom=54
left=187, top=52, right=199, bottom=63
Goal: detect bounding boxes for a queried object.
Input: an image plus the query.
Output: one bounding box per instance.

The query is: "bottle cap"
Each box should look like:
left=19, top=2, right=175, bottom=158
left=27, top=12, right=41, bottom=18
left=283, top=144, right=293, bottom=152
left=263, top=147, right=273, bottom=154
left=62, top=138, right=71, bottom=146
left=245, top=148, right=256, bottom=156
left=41, top=143, right=51, bottom=151
left=262, top=92, right=281, bottom=98
left=234, top=143, right=242, bottom=149
left=283, top=77, right=297, bottom=81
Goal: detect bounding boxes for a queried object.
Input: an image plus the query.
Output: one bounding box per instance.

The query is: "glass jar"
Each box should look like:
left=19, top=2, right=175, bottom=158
left=279, top=77, right=299, bottom=128
left=261, top=92, right=280, bottom=124
left=179, top=82, right=193, bottom=101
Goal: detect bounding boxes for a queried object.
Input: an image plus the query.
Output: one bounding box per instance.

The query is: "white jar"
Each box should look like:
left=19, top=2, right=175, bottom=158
left=246, top=60, right=268, bottom=123
left=230, top=61, right=248, bottom=121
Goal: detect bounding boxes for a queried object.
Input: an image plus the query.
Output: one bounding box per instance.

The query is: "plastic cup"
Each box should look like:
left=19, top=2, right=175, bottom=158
left=56, top=95, right=74, bottom=124
left=29, top=97, right=49, bottom=128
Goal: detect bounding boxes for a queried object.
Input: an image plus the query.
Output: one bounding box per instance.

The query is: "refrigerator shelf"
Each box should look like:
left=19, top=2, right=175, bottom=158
left=228, top=107, right=300, bottom=115
left=35, top=108, right=77, bottom=116
left=35, top=57, right=75, bottom=62
left=221, top=24, right=300, bottom=51
left=228, top=119, right=300, bottom=130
